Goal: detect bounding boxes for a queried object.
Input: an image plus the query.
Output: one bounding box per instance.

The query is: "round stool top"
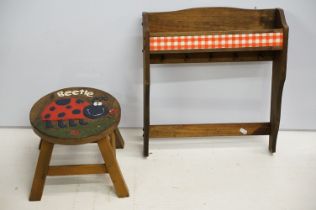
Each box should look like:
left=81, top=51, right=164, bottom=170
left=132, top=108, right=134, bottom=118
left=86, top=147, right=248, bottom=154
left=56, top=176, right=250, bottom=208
left=30, top=87, right=121, bottom=144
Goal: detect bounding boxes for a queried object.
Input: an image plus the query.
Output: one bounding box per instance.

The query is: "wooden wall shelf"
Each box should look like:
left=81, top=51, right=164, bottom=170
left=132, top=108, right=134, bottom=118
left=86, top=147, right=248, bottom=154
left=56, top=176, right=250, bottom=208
left=142, top=7, right=288, bottom=157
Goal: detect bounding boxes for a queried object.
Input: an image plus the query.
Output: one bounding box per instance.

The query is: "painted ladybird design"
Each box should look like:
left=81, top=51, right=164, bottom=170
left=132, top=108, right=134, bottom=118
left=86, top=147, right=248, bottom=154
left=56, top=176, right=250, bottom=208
left=41, top=97, right=108, bottom=128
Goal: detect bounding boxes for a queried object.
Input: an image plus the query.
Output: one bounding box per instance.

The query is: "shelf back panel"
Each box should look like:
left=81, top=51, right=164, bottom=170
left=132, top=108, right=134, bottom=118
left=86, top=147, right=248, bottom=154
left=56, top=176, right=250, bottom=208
left=146, top=8, right=277, bottom=33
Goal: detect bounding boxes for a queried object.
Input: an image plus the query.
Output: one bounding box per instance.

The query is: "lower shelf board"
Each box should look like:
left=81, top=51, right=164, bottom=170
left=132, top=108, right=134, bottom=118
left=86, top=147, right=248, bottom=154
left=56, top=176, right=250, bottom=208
left=149, top=122, right=271, bottom=138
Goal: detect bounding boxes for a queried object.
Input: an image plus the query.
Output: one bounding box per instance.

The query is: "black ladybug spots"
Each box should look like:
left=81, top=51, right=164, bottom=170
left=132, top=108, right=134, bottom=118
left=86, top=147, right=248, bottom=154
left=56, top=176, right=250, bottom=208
left=72, top=109, right=81, bottom=114
left=44, top=114, right=51, bottom=119
left=76, top=99, right=84, bottom=104
left=56, top=98, right=71, bottom=105
left=49, top=106, right=56, bottom=111
left=57, top=112, right=66, bottom=118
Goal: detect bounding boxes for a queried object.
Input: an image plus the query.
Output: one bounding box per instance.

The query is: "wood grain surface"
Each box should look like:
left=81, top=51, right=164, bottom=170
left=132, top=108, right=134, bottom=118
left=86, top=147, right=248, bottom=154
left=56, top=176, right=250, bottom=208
left=30, top=87, right=121, bottom=145
left=142, top=7, right=288, bottom=156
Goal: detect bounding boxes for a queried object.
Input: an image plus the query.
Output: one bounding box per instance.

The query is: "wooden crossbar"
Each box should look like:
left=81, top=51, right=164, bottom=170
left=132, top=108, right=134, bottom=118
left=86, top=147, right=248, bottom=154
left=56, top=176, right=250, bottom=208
left=47, top=164, right=107, bottom=176
left=149, top=123, right=271, bottom=138
left=150, top=51, right=275, bottom=64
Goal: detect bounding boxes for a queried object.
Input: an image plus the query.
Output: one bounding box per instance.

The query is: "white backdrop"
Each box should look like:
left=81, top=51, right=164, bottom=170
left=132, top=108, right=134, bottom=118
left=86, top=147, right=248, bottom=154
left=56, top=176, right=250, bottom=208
left=0, top=0, right=315, bottom=129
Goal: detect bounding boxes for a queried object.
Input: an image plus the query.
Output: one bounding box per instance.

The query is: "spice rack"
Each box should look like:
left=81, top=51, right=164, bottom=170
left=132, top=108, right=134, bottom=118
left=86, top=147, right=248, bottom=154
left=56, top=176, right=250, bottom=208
left=142, top=7, right=288, bottom=157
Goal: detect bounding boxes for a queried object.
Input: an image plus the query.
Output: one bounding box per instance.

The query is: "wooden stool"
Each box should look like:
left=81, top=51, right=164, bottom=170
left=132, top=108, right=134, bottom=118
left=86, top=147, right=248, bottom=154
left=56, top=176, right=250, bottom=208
left=29, top=87, right=129, bottom=201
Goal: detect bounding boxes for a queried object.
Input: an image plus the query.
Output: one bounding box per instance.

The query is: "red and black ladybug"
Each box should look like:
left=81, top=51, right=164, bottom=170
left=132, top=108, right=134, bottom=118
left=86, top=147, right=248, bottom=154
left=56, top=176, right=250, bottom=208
left=41, top=97, right=108, bottom=128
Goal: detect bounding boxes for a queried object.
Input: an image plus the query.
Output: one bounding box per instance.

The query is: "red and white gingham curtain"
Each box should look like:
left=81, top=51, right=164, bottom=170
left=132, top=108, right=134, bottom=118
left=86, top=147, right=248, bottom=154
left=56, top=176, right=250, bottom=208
left=150, top=32, right=283, bottom=51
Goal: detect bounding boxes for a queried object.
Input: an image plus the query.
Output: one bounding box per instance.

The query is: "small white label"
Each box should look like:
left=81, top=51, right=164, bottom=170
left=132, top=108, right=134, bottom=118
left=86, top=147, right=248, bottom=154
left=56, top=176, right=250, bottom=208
left=240, top=128, right=248, bottom=135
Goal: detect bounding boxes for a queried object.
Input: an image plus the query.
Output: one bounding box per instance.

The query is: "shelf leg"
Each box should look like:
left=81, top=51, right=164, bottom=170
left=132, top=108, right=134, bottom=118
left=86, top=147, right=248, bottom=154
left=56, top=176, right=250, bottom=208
left=269, top=49, right=287, bottom=153
left=144, top=83, right=150, bottom=157
left=143, top=39, right=150, bottom=157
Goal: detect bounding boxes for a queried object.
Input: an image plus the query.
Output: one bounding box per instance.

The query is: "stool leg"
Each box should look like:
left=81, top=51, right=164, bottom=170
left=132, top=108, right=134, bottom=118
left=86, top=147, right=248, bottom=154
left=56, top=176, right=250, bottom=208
left=110, top=133, right=116, bottom=157
left=114, top=129, right=124, bottom=149
left=98, top=138, right=129, bottom=197
left=38, top=139, right=43, bottom=150
left=29, top=141, right=54, bottom=201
